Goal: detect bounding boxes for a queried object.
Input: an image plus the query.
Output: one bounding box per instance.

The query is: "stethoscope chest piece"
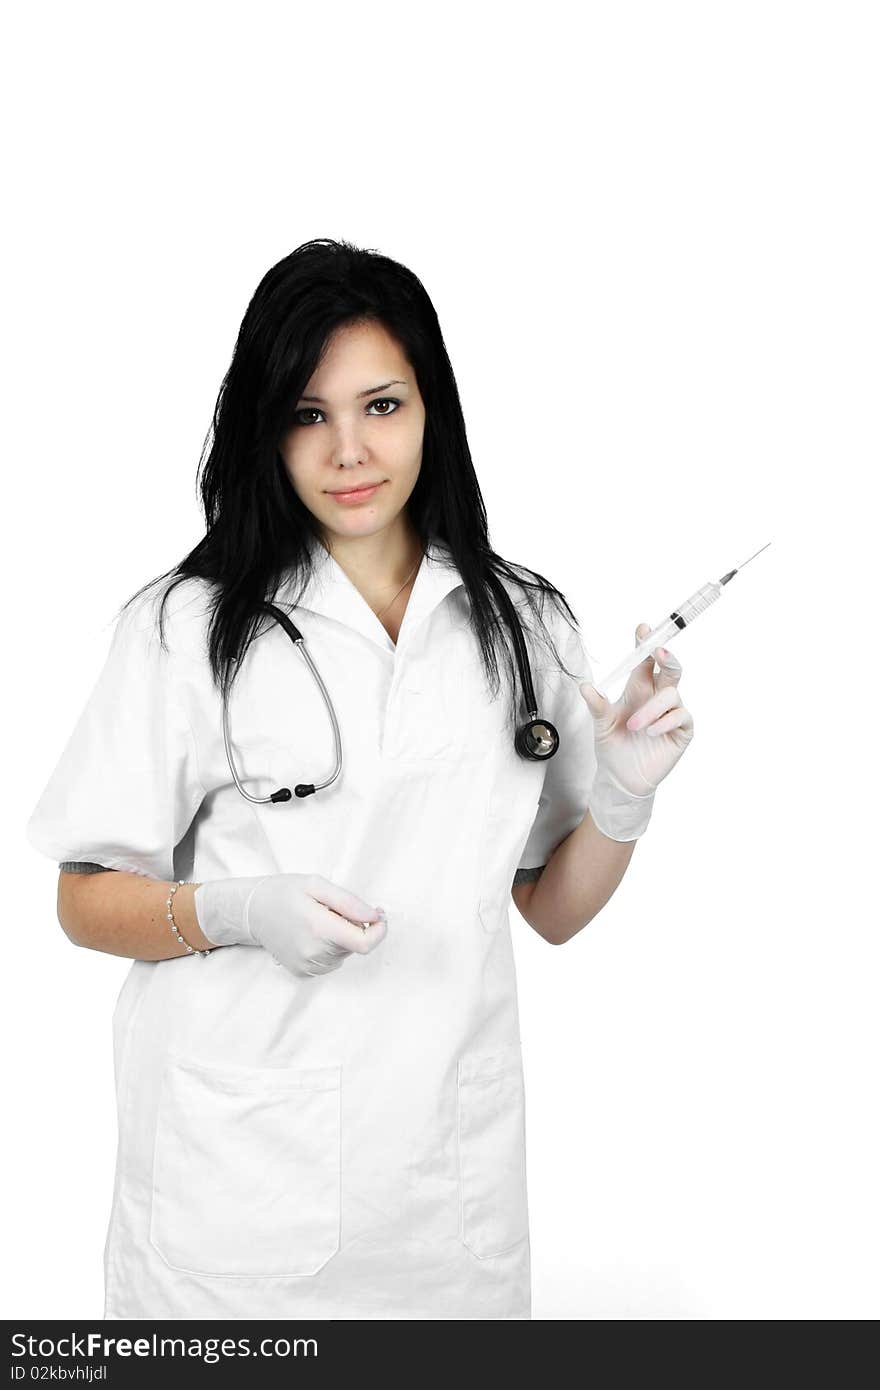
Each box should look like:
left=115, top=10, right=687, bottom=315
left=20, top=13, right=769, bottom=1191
left=515, top=717, right=560, bottom=761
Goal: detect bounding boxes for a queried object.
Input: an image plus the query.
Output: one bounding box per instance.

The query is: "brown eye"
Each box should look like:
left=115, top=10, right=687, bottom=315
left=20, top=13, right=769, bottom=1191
left=294, top=397, right=401, bottom=427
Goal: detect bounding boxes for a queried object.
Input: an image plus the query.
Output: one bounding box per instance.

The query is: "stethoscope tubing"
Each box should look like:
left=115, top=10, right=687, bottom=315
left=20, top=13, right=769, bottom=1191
left=222, top=602, right=343, bottom=803
left=222, top=585, right=559, bottom=804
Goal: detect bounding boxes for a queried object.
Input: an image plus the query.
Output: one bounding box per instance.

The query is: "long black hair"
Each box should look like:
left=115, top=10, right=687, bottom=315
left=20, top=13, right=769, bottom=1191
left=120, top=237, right=582, bottom=731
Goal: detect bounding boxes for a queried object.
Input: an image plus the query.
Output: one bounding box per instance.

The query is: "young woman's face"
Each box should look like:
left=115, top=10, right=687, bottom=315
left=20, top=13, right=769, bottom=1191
left=278, top=319, right=426, bottom=546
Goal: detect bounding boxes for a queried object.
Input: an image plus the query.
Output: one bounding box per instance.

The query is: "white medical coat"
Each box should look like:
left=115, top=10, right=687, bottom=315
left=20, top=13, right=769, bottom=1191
left=26, top=538, right=598, bottom=1320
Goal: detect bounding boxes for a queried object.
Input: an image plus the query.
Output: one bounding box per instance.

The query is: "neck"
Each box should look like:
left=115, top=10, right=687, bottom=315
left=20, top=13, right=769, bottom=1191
left=321, top=519, right=424, bottom=594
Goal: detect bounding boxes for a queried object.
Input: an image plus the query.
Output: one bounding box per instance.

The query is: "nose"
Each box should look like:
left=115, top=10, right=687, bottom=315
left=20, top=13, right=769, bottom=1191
left=326, top=414, right=374, bottom=469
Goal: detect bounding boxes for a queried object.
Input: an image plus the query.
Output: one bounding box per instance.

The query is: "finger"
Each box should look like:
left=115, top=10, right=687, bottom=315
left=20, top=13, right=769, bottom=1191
left=635, top=622, right=655, bottom=670
left=306, top=874, right=386, bottom=926
left=645, top=707, right=693, bottom=738
left=319, top=905, right=388, bottom=956
left=653, top=645, right=682, bottom=688
left=626, top=686, right=682, bottom=730
left=358, top=913, right=389, bottom=953
left=579, top=679, right=613, bottom=717
left=346, top=912, right=388, bottom=955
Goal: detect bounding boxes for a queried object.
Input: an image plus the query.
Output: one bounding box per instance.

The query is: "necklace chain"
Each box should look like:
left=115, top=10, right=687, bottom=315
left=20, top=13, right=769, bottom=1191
left=373, top=550, right=423, bottom=621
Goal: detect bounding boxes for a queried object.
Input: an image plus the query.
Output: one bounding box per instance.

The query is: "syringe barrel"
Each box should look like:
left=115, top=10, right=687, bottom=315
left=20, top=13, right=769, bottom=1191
left=671, top=581, right=723, bottom=627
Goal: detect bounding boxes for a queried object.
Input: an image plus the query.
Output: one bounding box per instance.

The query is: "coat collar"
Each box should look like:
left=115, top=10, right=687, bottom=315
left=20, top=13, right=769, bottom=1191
left=274, top=536, right=465, bottom=654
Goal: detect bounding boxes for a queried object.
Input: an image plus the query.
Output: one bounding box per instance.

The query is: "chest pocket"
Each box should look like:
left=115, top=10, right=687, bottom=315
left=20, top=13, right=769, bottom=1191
left=383, top=617, right=494, bottom=765
left=381, top=664, right=456, bottom=762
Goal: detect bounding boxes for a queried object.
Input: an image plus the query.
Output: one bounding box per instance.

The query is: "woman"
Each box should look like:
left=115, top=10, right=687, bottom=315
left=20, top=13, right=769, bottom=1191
left=26, top=238, right=694, bottom=1320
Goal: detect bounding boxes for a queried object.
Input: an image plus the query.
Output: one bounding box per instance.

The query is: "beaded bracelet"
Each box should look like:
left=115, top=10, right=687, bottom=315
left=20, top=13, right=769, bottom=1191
left=166, top=880, right=212, bottom=958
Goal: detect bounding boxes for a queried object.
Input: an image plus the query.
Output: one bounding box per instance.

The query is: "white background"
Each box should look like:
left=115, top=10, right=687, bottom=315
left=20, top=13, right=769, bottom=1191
left=4, top=0, right=877, bottom=1320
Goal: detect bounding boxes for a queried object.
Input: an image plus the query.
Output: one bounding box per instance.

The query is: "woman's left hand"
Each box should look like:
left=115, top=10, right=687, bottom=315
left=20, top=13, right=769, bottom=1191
left=578, top=623, right=695, bottom=797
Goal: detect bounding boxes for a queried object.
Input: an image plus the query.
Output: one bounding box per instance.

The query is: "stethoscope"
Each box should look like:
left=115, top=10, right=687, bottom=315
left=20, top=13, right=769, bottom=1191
left=222, top=571, right=560, bottom=804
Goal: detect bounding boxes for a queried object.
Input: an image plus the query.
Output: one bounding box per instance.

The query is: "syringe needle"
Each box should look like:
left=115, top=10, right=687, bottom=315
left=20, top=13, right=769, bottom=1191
left=719, top=541, right=771, bottom=587
left=739, top=540, right=771, bottom=567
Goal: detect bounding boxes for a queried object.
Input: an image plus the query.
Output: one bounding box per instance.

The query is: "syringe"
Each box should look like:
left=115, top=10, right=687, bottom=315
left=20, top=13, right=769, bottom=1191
left=593, top=542, right=771, bottom=701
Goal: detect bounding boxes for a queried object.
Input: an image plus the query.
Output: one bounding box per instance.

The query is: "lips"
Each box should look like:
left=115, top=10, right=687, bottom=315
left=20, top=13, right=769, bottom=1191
left=327, top=481, right=385, bottom=495
left=325, top=479, right=388, bottom=505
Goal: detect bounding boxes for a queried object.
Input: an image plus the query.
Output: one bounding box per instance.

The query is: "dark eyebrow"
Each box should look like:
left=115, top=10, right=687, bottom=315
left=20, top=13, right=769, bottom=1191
left=297, top=379, right=407, bottom=404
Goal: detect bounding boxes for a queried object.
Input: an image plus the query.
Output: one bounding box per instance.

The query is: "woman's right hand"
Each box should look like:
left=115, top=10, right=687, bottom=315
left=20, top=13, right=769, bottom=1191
left=193, top=873, right=388, bottom=977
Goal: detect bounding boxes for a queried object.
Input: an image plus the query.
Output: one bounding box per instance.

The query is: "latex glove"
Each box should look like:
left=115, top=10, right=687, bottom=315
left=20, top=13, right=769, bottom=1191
left=194, top=873, right=388, bottom=977
left=578, top=622, right=695, bottom=841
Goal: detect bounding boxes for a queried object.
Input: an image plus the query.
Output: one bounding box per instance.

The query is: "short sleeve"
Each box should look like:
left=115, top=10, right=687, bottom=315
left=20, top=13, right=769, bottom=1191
left=26, top=593, right=206, bottom=882
left=516, top=612, right=599, bottom=872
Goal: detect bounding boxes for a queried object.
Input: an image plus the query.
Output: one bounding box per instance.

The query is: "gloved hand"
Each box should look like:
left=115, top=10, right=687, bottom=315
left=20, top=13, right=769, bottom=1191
left=578, top=622, right=695, bottom=841
left=194, top=873, right=388, bottom=977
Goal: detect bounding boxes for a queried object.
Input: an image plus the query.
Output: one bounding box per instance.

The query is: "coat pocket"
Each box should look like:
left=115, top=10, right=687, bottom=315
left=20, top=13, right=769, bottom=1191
left=150, top=1053, right=341, bottom=1278
left=457, top=1044, right=529, bottom=1258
